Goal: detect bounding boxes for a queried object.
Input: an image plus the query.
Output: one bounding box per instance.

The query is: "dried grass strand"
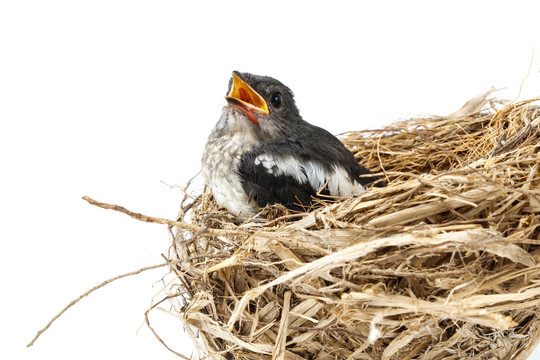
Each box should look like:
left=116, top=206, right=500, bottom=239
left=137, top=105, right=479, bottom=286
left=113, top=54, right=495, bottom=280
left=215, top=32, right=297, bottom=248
left=27, top=262, right=166, bottom=347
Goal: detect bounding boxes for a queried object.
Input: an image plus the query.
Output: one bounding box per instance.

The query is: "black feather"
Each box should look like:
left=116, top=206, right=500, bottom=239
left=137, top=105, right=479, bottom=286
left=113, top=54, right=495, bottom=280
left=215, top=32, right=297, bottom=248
left=238, top=135, right=384, bottom=211
left=239, top=150, right=325, bottom=211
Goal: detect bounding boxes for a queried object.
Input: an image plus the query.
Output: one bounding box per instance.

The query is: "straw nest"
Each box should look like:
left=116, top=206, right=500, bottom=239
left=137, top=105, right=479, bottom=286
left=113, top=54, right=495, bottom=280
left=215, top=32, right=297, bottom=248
left=169, top=91, right=540, bottom=360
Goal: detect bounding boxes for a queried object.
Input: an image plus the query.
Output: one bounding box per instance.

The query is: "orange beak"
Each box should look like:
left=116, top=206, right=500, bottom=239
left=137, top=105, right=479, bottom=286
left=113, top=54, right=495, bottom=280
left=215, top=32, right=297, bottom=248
left=226, top=72, right=269, bottom=125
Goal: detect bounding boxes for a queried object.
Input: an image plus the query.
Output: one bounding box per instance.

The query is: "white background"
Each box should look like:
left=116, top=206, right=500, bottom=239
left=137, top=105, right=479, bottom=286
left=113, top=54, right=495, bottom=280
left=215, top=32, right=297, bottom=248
left=2, top=1, right=540, bottom=359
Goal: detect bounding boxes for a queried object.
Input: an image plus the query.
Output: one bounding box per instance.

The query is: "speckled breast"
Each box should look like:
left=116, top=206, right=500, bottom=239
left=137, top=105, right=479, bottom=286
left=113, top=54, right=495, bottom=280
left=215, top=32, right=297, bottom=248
left=202, top=131, right=258, bottom=216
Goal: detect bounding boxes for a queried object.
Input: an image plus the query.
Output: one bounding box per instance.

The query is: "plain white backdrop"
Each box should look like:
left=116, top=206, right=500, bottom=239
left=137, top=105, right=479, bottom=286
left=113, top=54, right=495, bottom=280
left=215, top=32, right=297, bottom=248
left=2, top=1, right=540, bottom=359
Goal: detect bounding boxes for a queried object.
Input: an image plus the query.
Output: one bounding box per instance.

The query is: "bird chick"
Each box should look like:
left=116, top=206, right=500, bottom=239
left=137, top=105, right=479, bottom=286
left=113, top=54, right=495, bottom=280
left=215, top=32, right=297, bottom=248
left=202, top=71, right=383, bottom=217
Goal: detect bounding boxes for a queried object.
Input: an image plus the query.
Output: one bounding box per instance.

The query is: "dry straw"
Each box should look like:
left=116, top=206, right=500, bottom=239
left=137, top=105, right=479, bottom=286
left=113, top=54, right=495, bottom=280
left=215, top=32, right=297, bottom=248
left=165, top=90, right=540, bottom=360
left=31, top=91, right=540, bottom=359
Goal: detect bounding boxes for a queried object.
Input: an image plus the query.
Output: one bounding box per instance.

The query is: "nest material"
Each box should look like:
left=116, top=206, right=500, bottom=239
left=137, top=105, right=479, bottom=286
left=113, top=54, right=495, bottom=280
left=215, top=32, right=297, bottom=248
left=170, top=91, right=540, bottom=360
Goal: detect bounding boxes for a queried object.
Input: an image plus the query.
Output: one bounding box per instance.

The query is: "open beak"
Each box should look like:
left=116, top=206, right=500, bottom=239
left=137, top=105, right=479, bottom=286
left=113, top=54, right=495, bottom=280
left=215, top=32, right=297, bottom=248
left=226, top=72, right=269, bottom=125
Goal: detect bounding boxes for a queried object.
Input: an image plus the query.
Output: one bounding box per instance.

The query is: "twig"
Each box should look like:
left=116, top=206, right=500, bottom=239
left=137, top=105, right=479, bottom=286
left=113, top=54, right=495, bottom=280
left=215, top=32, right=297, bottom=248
left=27, top=263, right=167, bottom=347
left=82, top=196, right=242, bottom=237
left=145, top=293, right=191, bottom=360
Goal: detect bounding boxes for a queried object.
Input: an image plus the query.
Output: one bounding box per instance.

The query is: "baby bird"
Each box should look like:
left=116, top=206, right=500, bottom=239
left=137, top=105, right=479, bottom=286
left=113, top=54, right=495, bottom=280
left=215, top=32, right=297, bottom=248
left=202, top=71, right=383, bottom=216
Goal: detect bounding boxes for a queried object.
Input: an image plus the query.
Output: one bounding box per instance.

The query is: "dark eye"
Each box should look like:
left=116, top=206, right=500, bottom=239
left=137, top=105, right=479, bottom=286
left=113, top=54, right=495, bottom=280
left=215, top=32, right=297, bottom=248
left=270, top=92, right=282, bottom=108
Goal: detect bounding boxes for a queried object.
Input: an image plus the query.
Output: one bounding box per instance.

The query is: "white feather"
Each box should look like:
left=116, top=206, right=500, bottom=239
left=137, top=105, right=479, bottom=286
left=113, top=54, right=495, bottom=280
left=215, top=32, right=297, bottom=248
left=253, top=154, right=365, bottom=196
left=329, top=164, right=365, bottom=196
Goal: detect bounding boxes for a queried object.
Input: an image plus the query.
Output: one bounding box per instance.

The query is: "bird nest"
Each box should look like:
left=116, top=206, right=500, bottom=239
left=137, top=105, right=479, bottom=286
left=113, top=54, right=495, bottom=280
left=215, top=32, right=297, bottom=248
left=168, top=90, right=540, bottom=360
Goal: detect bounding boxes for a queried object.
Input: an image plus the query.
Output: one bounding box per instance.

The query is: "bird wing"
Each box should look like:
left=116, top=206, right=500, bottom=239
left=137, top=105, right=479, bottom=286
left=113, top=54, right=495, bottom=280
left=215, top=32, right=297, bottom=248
left=238, top=150, right=364, bottom=211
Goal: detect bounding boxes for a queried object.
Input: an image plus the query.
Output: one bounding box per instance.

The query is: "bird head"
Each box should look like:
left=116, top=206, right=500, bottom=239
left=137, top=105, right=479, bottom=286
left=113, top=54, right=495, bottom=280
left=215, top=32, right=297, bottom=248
left=224, top=71, right=302, bottom=139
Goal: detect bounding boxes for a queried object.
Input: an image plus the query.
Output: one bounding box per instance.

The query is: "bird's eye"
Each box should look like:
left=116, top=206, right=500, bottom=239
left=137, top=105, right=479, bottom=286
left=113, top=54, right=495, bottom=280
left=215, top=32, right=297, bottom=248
left=270, top=92, right=282, bottom=108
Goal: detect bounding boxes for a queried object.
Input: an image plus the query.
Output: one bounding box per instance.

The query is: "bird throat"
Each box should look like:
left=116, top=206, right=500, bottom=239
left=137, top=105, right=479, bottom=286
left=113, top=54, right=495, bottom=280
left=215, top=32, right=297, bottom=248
left=226, top=98, right=261, bottom=125
left=238, top=105, right=260, bottom=125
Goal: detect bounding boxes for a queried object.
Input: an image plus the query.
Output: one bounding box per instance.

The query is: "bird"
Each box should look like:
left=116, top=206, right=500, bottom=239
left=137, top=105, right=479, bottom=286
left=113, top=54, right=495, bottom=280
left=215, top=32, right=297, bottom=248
left=202, top=71, right=384, bottom=217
